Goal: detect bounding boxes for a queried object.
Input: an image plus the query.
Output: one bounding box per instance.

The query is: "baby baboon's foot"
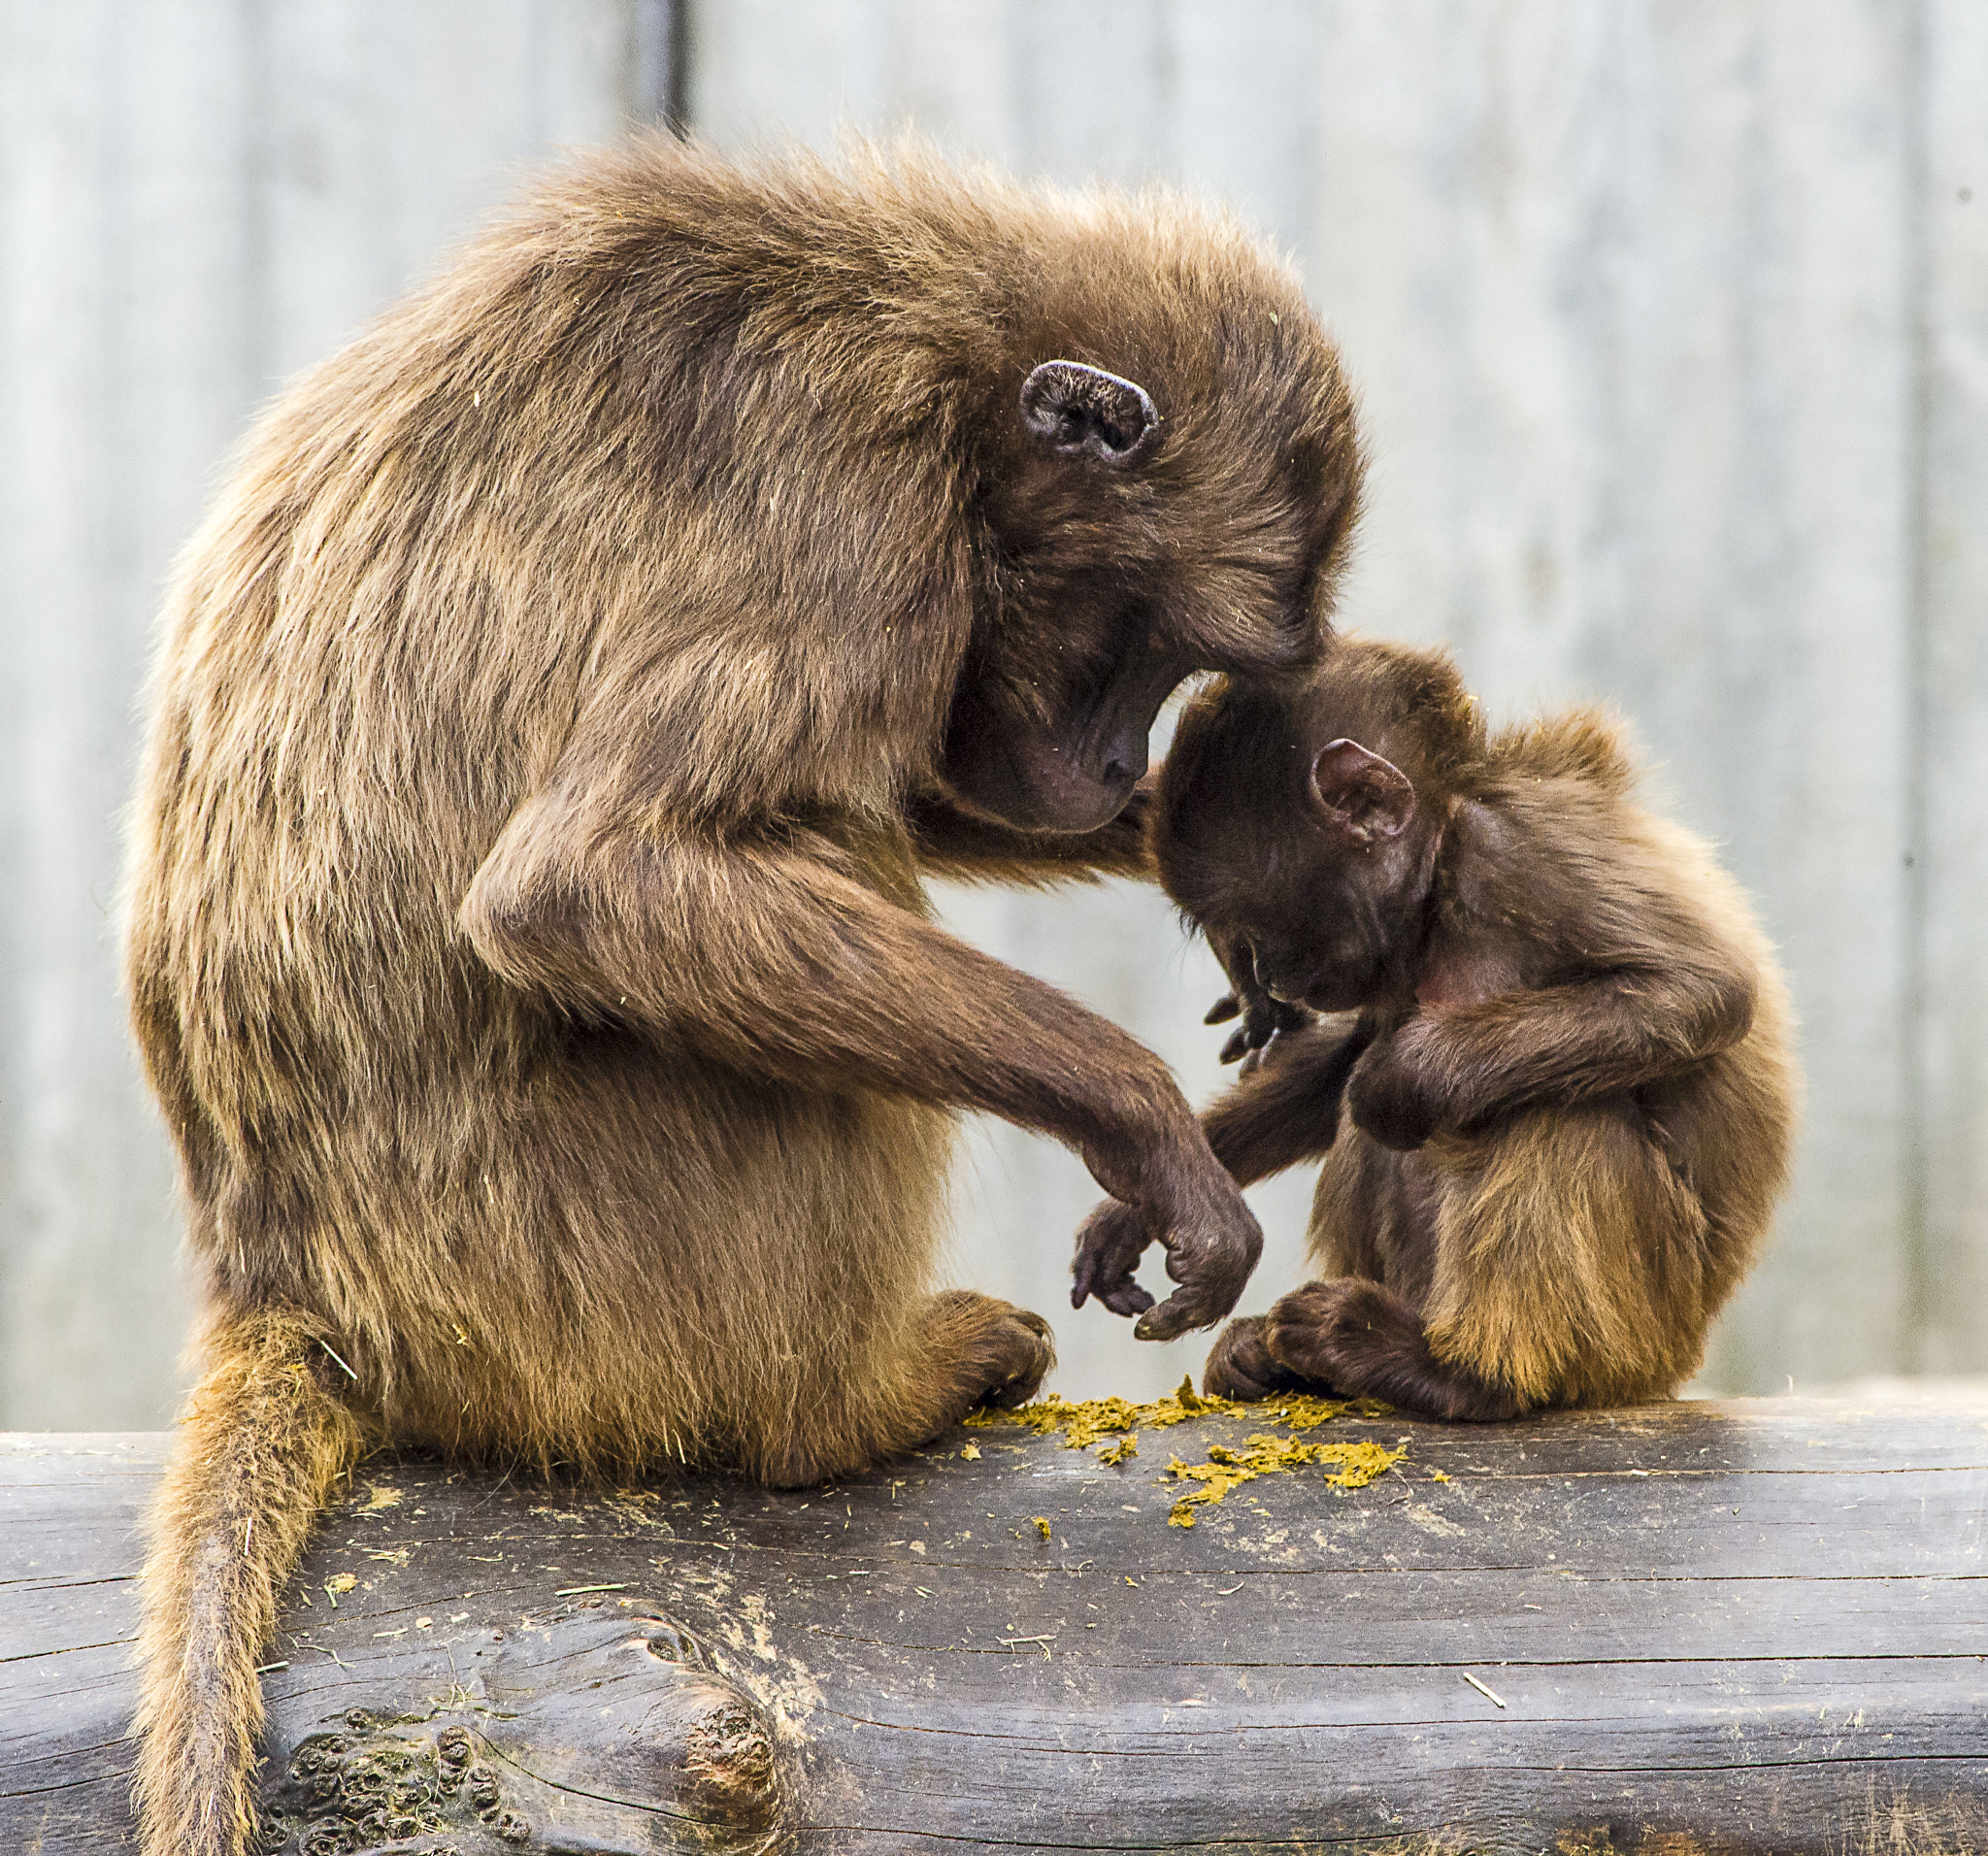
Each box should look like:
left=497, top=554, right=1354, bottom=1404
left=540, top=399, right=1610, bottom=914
left=1202, top=1315, right=1320, bottom=1401
left=926, top=1289, right=1055, bottom=1412
left=1266, top=1278, right=1518, bottom=1420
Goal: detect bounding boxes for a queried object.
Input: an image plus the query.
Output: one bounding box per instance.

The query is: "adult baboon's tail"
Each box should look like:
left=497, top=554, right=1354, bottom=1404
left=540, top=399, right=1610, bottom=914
left=135, top=1307, right=370, bottom=1856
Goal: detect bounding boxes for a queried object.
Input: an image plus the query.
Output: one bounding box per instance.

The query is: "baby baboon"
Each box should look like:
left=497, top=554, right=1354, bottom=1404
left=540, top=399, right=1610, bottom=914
left=1073, top=639, right=1797, bottom=1419
left=123, top=138, right=1362, bottom=1854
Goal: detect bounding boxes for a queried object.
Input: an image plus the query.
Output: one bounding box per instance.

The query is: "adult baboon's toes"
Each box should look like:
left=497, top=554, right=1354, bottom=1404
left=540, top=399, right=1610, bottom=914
left=972, top=1303, right=1055, bottom=1409
left=928, top=1291, right=1053, bottom=1411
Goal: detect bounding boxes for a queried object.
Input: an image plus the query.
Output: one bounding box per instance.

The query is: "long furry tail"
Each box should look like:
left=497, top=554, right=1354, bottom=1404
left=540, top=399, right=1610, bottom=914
left=135, top=1307, right=371, bottom=1856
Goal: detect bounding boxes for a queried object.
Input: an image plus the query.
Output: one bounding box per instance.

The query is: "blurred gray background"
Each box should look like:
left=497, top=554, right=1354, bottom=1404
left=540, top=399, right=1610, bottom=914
left=3, top=0, right=1984, bottom=1422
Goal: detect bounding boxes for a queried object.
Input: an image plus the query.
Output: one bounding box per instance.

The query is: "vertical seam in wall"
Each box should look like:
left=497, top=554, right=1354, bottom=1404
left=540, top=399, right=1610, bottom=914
left=668, top=0, right=693, bottom=137
left=1900, top=0, right=1933, bottom=1373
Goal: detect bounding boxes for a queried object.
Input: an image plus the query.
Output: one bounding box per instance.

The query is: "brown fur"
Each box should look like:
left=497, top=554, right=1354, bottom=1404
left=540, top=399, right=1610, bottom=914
left=1072, top=638, right=1798, bottom=1419
left=135, top=1309, right=369, bottom=1853
left=123, top=135, right=1361, bottom=1854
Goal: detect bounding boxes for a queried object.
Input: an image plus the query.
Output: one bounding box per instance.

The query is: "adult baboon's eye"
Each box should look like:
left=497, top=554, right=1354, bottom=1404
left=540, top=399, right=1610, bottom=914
left=1020, top=360, right=1161, bottom=465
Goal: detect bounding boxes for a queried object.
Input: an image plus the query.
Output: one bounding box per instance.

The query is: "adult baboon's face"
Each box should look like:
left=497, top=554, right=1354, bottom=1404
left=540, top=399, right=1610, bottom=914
left=941, top=343, right=1360, bottom=833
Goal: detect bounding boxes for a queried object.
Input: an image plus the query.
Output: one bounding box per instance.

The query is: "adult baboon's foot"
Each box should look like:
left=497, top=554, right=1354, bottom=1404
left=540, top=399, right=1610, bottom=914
left=924, top=1288, right=1055, bottom=1415
left=752, top=1293, right=1052, bottom=1488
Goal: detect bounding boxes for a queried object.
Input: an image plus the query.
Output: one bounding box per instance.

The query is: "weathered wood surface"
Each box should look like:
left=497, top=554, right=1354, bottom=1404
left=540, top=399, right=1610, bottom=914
left=5, top=1395, right=1986, bottom=1853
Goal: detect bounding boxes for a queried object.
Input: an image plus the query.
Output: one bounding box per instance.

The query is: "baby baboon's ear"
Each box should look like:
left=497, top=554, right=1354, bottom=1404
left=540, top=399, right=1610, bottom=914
left=1308, top=739, right=1416, bottom=845
left=1019, top=360, right=1160, bottom=465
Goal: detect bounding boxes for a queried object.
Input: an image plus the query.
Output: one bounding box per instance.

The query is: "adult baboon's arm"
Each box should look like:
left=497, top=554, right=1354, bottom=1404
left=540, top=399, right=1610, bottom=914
left=460, top=771, right=1256, bottom=1341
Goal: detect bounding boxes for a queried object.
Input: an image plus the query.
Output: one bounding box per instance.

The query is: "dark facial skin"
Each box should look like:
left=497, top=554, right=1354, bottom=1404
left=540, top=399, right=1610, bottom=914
left=935, top=362, right=1180, bottom=832
left=938, top=615, right=1193, bottom=832
left=1170, top=732, right=1442, bottom=1020
left=938, top=358, right=1342, bottom=835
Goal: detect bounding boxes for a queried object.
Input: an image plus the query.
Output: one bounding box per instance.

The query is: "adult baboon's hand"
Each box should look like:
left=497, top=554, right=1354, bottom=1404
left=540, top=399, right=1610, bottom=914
left=1121, top=1160, right=1256, bottom=1335
left=1074, top=1168, right=1261, bottom=1339
left=1071, top=1197, right=1154, bottom=1317
left=1129, top=1174, right=1262, bottom=1342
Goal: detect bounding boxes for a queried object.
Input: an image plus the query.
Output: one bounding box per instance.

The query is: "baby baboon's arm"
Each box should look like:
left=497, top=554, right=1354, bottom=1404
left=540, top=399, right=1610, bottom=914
left=1348, top=958, right=1757, bottom=1150
left=1202, top=1015, right=1377, bottom=1182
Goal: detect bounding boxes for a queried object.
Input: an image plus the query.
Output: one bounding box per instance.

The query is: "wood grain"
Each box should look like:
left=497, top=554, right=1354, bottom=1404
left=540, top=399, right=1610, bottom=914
left=5, top=1395, right=1984, bottom=1852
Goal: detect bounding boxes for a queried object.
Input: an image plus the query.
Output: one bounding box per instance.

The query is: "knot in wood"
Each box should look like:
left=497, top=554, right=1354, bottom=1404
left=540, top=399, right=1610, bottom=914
left=682, top=1695, right=779, bottom=1829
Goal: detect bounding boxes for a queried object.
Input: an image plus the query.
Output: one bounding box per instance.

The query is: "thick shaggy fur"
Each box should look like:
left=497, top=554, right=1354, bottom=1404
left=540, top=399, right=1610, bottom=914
left=125, top=136, right=1361, bottom=1853
left=1074, top=638, right=1798, bottom=1417
left=134, top=1309, right=369, bottom=1854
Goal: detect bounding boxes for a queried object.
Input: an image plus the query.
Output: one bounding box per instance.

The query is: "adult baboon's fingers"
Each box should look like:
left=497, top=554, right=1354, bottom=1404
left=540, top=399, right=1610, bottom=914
left=1205, top=992, right=1242, bottom=1025
left=1132, top=1251, right=1250, bottom=1340
left=1099, top=1280, right=1155, bottom=1317
left=1134, top=1285, right=1218, bottom=1341
left=1071, top=1200, right=1147, bottom=1311
left=1133, top=1198, right=1262, bottom=1340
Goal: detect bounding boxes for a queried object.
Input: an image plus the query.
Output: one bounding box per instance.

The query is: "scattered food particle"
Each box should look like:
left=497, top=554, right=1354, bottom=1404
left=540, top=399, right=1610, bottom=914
left=959, top=1442, right=981, bottom=1460
left=1430, top=1470, right=1451, bottom=1483
left=553, top=1582, right=627, bottom=1596
left=323, top=1574, right=356, bottom=1607
left=415, top=1616, right=433, bottom=1629
left=1032, top=1516, right=1053, bottom=1541
left=973, top=1376, right=1398, bottom=1527
left=1165, top=1433, right=1406, bottom=1528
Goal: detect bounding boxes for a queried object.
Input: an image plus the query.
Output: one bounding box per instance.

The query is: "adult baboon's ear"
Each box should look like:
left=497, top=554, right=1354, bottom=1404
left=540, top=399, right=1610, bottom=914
left=1019, top=360, right=1160, bottom=465
left=1309, top=739, right=1416, bottom=845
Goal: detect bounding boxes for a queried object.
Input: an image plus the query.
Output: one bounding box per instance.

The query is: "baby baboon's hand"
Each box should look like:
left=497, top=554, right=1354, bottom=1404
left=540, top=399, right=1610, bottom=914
left=1346, top=1028, right=1442, bottom=1150
left=1071, top=1198, right=1154, bottom=1317
left=1206, top=984, right=1309, bottom=1072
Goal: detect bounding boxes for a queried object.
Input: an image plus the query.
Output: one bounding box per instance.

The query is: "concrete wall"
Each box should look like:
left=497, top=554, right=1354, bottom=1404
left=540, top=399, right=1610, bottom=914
left=2, top=0, right=1982, bottom=1422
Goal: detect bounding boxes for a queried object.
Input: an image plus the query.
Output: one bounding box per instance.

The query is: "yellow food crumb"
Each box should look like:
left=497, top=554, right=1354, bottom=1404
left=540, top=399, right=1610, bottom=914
left=1165, top=1435, right=1406, bottom=1528
left=1431, top=1469, right=1451, bottom=1483
left=958, top=1442, right=981, bottom=1460
left=1032, top=1515, right=1052, bottom=1540
left=969, top=1375, right=1387, bottom=1448
left=971, top=1375, right=1402, bottom=1530
left=323, top=1573, right=357, bottom=1607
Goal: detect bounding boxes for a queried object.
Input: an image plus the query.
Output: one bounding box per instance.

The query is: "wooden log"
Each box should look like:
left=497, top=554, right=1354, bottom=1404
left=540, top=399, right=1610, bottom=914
left=4, top=1394, right=1986, bottom=1853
